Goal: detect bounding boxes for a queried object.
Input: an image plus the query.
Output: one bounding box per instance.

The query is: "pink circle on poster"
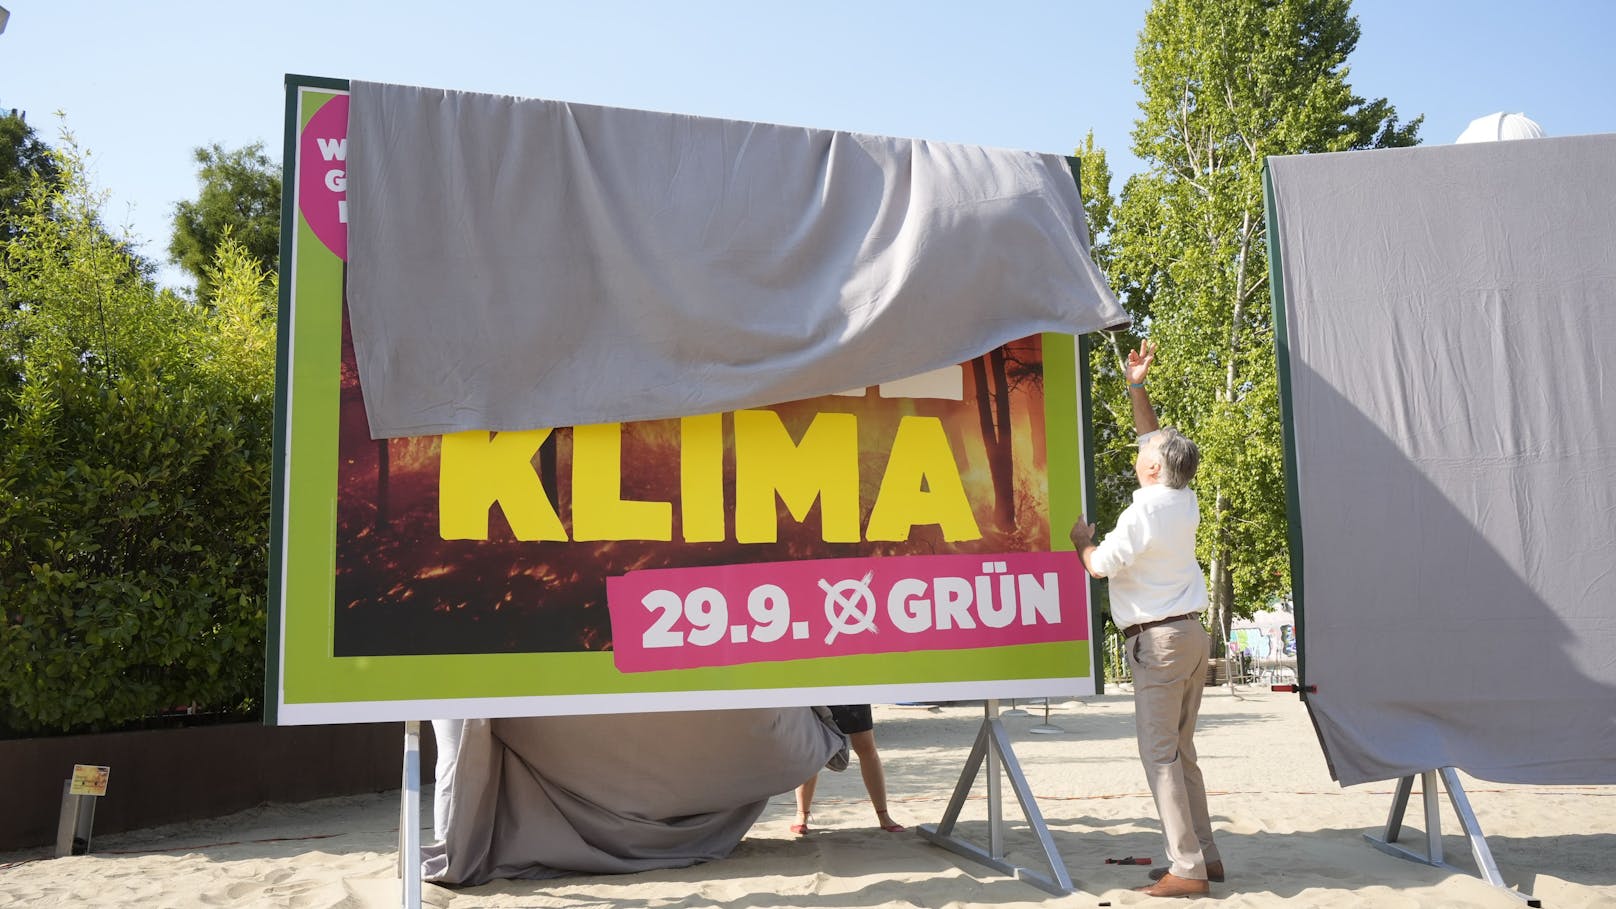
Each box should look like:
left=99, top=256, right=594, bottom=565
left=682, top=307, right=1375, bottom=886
left=298, top=94, right=350, bottom=261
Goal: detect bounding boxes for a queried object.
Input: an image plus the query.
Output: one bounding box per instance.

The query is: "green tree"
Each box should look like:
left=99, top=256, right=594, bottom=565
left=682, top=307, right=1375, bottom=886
left=169, top=141, right=281, bottom=300
left=2, top=114, right=153, bottom=309
left=1071, top=133, right=1144, bottom=537
left=1102, top=0, right=1420, bottom=648
left=1, top=132, right=274, bottom=735
left=0, top=110, right=62, bottom=246
left=1073, top=135, right=1158, bottom=680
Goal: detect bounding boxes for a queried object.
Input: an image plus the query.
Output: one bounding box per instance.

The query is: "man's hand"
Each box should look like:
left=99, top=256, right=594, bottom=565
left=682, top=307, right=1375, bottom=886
left=1122, top=339, right=1160, bottom=435
left=1069, top=520, right=1104, bottom=578
left=1124, top=339, right=1156, bottom=386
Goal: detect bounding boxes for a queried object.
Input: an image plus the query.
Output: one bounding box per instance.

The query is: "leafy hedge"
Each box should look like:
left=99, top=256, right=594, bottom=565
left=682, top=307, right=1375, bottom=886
left=1, top=134, right=274, bottom=736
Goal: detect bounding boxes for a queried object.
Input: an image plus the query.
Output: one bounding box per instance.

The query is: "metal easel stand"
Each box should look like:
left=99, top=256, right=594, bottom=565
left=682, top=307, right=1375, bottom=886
left=396, top=720, right=423, bottom=909
left=1363, top=767, right=1540, bottom=907
left=1026, top=697, right=1066, bottom=736
left=917, top=699, right=1074, bottom=896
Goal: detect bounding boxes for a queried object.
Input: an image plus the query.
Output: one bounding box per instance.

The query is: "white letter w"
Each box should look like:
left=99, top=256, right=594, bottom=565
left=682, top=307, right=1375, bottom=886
left=316, top=137, right=347, bottom=161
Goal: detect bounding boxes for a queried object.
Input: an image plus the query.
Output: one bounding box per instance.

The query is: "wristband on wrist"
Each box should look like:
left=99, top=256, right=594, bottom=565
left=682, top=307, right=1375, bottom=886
left=1128, top=382, right=1145, bottom=389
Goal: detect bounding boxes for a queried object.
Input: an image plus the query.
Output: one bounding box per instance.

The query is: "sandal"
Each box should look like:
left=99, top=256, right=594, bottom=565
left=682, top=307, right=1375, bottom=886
left=876, top=809, right=905, bottom=833
left=790, top=812, right=810, bottom=836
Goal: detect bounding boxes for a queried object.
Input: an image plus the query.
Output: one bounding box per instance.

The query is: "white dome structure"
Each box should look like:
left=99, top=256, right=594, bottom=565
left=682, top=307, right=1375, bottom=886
left=1455, top=112, right=1546, bottom=143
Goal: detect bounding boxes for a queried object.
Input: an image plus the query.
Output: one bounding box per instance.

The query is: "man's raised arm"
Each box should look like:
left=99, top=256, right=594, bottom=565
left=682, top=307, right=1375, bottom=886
left=1125, top=338, right=1160, bottom=436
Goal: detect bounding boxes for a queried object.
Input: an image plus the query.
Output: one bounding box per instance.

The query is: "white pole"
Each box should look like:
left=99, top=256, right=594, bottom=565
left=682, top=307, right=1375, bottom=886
left=400, top=721, right=422, bottom=909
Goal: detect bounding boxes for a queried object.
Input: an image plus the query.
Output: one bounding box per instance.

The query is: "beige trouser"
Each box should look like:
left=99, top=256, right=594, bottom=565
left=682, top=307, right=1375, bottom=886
left=1127, top=617, right=1220, bottom=880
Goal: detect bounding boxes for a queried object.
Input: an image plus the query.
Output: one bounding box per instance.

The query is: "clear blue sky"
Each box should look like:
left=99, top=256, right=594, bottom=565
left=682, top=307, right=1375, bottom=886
left=4, top=1, right=1613, bottom=290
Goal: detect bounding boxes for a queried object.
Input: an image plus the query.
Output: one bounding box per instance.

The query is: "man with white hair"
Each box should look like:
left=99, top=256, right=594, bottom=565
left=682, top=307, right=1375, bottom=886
left=1070, top=339, right=1221, bottom=898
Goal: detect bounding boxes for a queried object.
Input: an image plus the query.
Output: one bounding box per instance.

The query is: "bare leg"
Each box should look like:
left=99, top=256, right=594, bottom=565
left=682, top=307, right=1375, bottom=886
left=848, top=729, right=901, bottom=829
left=792, top=774, right=816, bottom=833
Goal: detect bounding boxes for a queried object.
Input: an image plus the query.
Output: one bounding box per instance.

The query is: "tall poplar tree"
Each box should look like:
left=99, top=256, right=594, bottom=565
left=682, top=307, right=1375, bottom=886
left=1071, top=133, right=1144, bottom=540
left=1102, top=0, right=1420, bottom=647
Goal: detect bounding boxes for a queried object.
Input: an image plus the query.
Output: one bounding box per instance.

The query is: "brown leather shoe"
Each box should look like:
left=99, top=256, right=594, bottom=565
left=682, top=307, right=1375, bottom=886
left=1134, top=871, right=1210, bottom=897
left=1149, top=860, right=1224, bottom=883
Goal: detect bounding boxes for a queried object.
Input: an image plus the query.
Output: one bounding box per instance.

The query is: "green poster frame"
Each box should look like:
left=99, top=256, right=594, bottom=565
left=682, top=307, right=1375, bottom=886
left=1261, top=161, right=1307, bottom=691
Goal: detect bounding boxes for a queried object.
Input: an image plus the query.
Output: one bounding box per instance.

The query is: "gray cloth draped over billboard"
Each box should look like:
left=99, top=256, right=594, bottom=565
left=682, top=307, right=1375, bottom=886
left=345, top=80, right=1128, bottom=438
left=1268, top=134, right=1616, bottom=787
left=421, top=708, right=846, bottom=884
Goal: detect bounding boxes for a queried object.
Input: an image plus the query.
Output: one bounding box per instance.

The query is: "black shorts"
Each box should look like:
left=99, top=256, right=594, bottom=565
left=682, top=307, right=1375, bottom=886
left=828, top=704, right=873, bottom=735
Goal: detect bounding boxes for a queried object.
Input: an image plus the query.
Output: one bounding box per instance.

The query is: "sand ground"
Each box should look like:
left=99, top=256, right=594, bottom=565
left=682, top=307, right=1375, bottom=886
left=2, top=688, right=1612, bottom=908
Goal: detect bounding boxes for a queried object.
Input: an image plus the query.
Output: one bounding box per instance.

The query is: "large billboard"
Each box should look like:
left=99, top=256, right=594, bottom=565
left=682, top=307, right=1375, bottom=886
left=268, top=78, right=1100, bottom=724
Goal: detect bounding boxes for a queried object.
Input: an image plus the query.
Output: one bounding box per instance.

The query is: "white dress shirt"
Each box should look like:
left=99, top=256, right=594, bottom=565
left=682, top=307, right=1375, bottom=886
left=1090, top=483, right=1210, bottom=629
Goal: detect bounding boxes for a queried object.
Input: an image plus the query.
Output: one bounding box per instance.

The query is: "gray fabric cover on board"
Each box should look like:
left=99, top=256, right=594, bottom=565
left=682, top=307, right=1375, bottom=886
left=1268, top=133, right=1616, bottom=787
left=421, top=708, right=846, bottom=884
left=345, top=80, right=1128, bottom=438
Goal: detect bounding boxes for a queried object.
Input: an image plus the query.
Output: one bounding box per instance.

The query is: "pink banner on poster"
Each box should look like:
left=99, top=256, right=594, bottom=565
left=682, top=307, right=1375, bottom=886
left=607, top=551, right=1085, bottom=673
left=298, top=94, right=349, bottom=261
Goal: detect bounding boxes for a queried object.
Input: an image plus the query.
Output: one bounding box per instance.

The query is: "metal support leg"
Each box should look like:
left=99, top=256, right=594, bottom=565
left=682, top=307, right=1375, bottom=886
left=986, top=699, right=1004, bottom=858
left=1380, top=773, right=1414, bottom=845
left=1027, top=697, right=1066, bottom=735
left=1421, top=769, right=1443, bottom=866
left=399, top=720, right=422, bottom=909
left=918, top=700, right=1074, bottom=895
left=1363, top=768, right=1538, bottom=906
left=1440, top=767, right=1510, bottom=891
